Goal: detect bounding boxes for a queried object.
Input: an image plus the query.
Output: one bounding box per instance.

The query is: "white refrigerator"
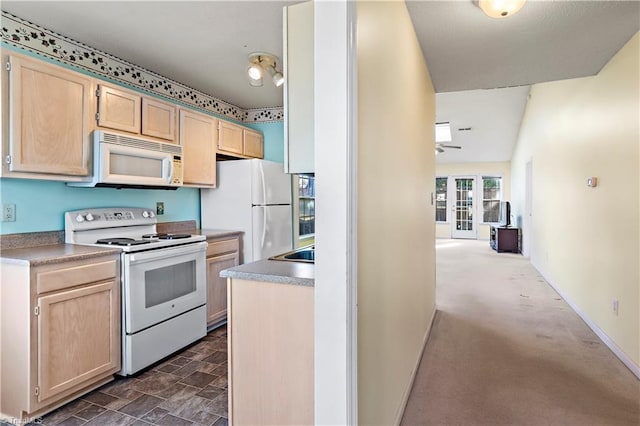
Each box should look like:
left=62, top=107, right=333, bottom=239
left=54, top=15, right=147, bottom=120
left=200, top=159, right=293, bottom=263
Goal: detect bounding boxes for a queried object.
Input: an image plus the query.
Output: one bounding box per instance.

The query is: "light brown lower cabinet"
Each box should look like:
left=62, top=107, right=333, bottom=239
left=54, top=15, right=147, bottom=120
left=0, top=255, right=121, bottom=422
left=206, top=237, right=240, bottom=328
left=227, top=278, right=314, bottom=425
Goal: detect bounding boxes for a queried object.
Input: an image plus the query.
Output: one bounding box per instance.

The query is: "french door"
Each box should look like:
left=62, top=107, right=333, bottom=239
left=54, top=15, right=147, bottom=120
left=451, top=177, right=477, bottom=239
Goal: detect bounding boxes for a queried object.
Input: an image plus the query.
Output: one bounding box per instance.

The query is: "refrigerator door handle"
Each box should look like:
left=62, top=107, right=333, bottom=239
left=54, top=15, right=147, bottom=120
left=259, top=161, right=267, bottom=206
left=261, top=206, right=267, bottom=249
left=258, top=162, right=268, bottom=249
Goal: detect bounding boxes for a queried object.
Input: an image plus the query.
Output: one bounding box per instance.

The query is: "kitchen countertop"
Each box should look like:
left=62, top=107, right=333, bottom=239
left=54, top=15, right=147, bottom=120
left=0, top=244, right=121, bottom=266
left=0, top=225, right=242, bottom=266
left=220, top=259, right=314, bottom=287
left=155, top=221, right=242, bottom=241
left=196, top=229, right=244, bottom=240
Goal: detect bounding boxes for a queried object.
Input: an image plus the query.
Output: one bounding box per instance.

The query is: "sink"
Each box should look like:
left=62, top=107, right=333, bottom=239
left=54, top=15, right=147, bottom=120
left=270, top=246, right=315, bottom=263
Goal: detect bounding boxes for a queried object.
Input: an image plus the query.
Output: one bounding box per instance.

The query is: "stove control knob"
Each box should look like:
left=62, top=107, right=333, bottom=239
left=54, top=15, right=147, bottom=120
left=75, top=214, right=85, bottom=223
left=85, top=213, right=95, bottom=222
left=148, top=211, right=155, bottom=218
left=142, top=210, right=150, bottom=218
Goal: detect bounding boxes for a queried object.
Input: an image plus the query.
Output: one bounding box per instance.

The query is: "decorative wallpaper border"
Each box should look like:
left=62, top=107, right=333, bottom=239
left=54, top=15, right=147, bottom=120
left=1, top=11, right=283, bottom=123
left=244, top=107, right=284, bottom=122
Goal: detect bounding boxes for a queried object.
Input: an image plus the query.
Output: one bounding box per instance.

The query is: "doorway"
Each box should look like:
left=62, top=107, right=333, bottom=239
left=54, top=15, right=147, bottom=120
left=451, top=177, right=477, bottom=239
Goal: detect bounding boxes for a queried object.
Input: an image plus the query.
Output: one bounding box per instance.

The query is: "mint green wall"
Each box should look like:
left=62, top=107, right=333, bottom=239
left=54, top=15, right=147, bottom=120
left=246, top=121, right=285, bottom=163
left=0, top=179, right=200, bottom=234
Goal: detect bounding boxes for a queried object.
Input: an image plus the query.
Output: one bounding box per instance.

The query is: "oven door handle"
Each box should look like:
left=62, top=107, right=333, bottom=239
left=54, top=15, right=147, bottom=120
left=128, top=242, right=207, bottom=264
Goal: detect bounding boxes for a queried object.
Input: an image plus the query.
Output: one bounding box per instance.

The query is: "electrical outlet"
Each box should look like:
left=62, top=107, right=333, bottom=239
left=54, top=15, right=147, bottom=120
left=156, top=202, right=165, bottom=215
left=1, top=204, right=16, bottom=222
left=613, top=299, right=619, bottom=315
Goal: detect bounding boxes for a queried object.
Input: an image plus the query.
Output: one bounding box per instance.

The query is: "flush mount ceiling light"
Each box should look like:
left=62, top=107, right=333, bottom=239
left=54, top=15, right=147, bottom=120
left=476, top=0, right=526, bottom=18
left=247, top=52, right=284, bottom=88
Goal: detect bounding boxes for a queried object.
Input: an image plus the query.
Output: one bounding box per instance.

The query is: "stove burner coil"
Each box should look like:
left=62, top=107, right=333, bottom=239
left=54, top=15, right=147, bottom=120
left=142, top=233, right=192, bottom=240
left=96, top=238, right=151, bottom=246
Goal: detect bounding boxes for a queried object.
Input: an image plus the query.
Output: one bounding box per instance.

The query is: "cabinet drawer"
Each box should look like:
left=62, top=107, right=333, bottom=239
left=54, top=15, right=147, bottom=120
left=37, top=260, right=118, bottom=294
left=207, top=239, right=239, bottom=257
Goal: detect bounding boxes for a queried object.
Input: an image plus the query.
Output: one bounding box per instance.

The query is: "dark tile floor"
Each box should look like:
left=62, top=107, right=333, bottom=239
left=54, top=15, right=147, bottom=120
left=6, top=326, right=228, bottom=426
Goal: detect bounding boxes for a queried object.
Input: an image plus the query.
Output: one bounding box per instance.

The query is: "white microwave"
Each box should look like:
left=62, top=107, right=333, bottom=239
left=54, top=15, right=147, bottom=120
left=68, top=130, right=183, bottom=189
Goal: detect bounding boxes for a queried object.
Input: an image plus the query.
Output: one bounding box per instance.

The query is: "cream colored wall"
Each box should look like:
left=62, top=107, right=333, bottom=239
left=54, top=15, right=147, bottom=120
left=510, top=33, right=639, bottom=367
left=435, top=162, right=511, bottom=239
left=356, top=1, right=436, bottom=424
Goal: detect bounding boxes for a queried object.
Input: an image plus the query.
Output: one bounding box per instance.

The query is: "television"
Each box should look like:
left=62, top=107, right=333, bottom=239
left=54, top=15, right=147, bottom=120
left=499, top=201, right=511, bottom=227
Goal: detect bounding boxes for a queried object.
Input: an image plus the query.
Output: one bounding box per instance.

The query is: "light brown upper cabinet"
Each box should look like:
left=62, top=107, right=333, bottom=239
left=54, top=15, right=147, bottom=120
left=179, top=109, right=217, bottom=188
left=96, top=84, right=177, bottom=142
left=218, top=120, right=244, bottom=155
left=142, top=97, right=177, bottom=141
left=2, top=53, right=93, bottom=180
left=218, top=120, right=264, bottom=159
left=243, top=128, right=264, bottom=159
left=96, top=84, right=140, bottom=134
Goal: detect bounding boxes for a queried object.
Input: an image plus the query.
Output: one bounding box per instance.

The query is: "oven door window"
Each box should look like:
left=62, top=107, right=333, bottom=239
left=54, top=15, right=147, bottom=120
left=124, top=244, right=206, bottom=334
left=145, top=261, right=196, bottom=308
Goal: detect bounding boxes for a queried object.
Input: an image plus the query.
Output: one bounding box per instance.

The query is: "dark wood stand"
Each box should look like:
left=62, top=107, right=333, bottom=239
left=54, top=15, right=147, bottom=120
left=490, top=226, right=519, bottom=253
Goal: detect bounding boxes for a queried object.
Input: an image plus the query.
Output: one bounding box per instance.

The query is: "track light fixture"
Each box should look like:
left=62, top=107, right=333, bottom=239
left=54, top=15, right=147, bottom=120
left=247, top=52, right=284, bottom=88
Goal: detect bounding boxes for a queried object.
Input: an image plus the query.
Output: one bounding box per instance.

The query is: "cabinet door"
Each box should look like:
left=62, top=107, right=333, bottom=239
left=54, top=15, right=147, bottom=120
left=37, top=280, right=120, bottom=402
left=142, top=97, right=177, bottom=142
left=206, top=252, right=239, bottom=326
left=218, top=121, right=244, bottom=155
left=284, top=1, right=314, bottom=173
left=6, top=55, right=92, bottom=176
left=229, top=280, right=314, bottom=425
left=97, top=84, right=141, bottom=134
left=243, top=129, right=264, bottom=159
left=179, top=109, right=217, bottom=187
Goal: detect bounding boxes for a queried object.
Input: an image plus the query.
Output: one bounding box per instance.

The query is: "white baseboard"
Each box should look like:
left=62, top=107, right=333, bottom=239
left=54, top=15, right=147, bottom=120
left=394, top=305, right=438, bottom=425
left=533, top=261, right=640, bottom=380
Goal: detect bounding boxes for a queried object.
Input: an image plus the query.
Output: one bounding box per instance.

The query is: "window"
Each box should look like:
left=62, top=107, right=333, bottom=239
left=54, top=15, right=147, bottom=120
left=482, top=177, right=502, bottom=223
left=298, top=175, right=315, bottom=237
left=435, top=177, right=448, bottom=222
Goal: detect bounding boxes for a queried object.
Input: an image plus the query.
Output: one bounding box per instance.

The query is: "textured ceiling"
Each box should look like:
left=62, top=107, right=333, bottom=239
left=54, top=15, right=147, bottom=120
left=2, top=1, right=293, bottom=110
left=407, top=0, right=640, bottom=93
left=2, top=1, right=638, bottom=163
left=3, top=1, right=638, bottom=106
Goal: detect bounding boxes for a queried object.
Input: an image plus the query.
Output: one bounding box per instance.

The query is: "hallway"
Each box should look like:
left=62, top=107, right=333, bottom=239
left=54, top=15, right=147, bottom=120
left=401, top=239, right=639, bottom=426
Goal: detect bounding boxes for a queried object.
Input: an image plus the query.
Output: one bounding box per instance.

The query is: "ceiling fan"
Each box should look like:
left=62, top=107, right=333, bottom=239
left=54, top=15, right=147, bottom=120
left=434, top=122, right=462, bottom=154
left=435, top=143, right=462, bottom=154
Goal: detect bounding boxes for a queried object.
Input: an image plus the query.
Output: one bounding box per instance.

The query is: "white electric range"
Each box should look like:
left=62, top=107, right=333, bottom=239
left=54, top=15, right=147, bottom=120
left=65, top=207, right=207, bottom=375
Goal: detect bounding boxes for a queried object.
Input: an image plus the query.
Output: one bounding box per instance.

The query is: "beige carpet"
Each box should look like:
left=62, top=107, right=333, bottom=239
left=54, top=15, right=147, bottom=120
left=401, top=239, right=640, bottom=426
